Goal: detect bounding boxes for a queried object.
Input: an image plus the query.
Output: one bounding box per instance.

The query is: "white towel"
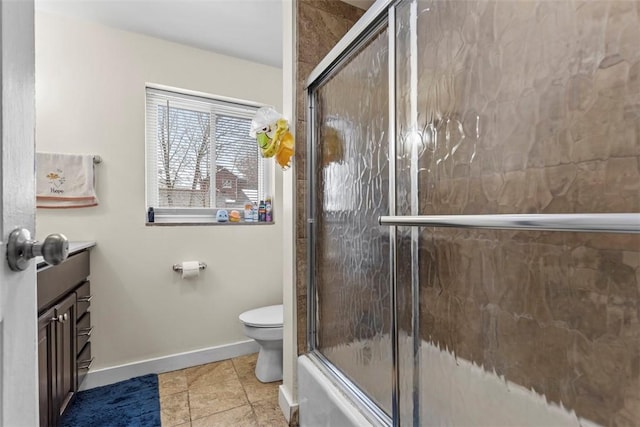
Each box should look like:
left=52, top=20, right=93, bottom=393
left=36, top=153, right=98, bottom=208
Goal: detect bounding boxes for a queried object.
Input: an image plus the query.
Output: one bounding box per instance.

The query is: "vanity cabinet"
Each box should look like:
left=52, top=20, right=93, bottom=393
left=38, top=294, right=76, bottom=426
left=37, top=249, right=93, bottom=427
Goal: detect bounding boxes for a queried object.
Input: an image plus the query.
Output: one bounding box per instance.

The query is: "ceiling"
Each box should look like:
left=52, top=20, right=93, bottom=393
left=35, top=0, right=285, bottom=68
left=35, top=0, right=374, bottom=69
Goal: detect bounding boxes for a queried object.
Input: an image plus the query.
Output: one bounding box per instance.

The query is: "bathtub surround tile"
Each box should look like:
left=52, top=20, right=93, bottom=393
left=160, top=391, right=190, bottom=426
left=191, top=405, right=258, bottom=427
left=297, top=3, right=362, bottom=65
left=296, top=60, right=318, bottom=115
left=295, top=87, right=305, bottom=131
left=188, top=377, right=248, bottom=421
left=296, top=237, right=308, bottom=355
left=295, top=180, right=307, bottom=239
left=295, top=238, right=308, bottom=294
left=296, top=293, right=308, bottom=355
left=299, top=0, right=365, bottom=22
left=294, top=121, right=307, bottom=164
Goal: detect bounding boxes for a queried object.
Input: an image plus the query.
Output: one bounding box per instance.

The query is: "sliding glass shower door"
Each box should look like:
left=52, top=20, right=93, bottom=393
left=393, top=1, right=640, bottom=425
left=308, top=0, right=640, bottom=425
left=308, top=23, right=393, bottom=417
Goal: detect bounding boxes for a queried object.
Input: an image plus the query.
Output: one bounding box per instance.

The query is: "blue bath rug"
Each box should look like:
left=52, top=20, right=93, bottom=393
left=60, top=374, right=161, bottom=427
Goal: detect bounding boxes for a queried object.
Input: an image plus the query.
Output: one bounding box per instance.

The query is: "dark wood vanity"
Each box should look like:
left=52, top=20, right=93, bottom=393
left=37, top=245, right=94, bottom=427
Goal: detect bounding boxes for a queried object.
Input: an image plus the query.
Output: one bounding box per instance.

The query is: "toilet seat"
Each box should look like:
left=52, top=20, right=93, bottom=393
left=239, top=304, right=283, bottom=328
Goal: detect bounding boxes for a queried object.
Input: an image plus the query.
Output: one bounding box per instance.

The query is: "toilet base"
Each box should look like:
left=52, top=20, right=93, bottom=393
left=255, top=340, right=283, bottom=383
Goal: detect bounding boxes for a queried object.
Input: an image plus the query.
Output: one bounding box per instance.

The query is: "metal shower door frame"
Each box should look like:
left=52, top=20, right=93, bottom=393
left=305, top=0, right=640, bottom=425
left=305, top=0, right=399, bottom=425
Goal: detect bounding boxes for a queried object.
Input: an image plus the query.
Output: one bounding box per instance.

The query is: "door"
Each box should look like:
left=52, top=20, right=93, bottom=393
left=0, top=0, right=38, bottom=425
left=308, top=22, right=392, bottom=419
left=388, top=1, right=640, bottom=426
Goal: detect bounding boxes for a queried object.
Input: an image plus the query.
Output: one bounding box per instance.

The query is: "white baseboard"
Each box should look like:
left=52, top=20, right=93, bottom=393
left=279, top=384, right=299, bottom=424
left=80, top=339, right=259, bottom=391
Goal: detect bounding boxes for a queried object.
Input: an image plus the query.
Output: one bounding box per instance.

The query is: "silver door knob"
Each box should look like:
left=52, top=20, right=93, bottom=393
left=6, top=228, right=69, bottom=271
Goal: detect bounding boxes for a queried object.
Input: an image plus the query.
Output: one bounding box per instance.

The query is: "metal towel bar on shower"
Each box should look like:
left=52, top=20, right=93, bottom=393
left=378, top=213, right=640, bottom=234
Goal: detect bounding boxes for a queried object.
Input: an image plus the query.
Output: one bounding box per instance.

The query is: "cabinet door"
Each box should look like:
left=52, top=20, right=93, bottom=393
left=38, top=308, right=56, bottom=427
left=54, top=293, right=76, bottom=418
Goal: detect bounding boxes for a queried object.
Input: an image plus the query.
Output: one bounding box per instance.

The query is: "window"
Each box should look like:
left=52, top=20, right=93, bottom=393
left=145, top=86, right=270, bottom=223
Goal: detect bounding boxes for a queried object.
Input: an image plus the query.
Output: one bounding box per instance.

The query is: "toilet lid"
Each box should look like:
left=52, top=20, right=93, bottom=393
left=239, top=304, right=283, bottom=328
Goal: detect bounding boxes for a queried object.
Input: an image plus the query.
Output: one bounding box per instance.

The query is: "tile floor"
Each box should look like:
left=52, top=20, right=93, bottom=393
left=158, top=353, right=288, bottom=427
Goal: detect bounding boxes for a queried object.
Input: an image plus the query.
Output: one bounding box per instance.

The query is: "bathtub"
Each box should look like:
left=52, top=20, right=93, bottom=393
left=298, top=339, right=603, bottom=427
left=298, top=354, right=385, bottom=427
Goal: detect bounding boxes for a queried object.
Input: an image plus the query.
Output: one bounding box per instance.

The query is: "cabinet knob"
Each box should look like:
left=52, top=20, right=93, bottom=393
left=51, top=313, right=68, bottom=323
left=6, top=228, right=69, bottom=271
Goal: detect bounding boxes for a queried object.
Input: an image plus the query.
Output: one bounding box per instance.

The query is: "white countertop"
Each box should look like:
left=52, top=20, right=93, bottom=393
left=36, top=241, right=96, bottom=270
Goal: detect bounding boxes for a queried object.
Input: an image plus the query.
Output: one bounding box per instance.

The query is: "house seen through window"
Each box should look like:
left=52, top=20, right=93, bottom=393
left=145, top=86, right=270, bottom=223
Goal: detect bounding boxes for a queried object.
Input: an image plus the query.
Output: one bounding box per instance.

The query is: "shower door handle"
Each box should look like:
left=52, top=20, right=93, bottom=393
left=378, top=213, right=640, bottom=234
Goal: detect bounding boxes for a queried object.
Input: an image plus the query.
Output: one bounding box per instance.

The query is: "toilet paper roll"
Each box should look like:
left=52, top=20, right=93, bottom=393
left=181, top=261, right=201, bottom=279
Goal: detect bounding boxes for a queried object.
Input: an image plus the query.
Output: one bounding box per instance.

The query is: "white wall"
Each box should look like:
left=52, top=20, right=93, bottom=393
left=35, top=11, right=284, bottom=371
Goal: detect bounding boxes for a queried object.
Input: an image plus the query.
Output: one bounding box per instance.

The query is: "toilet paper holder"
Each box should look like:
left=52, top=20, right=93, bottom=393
left=172, top=262, right=207, bottom=272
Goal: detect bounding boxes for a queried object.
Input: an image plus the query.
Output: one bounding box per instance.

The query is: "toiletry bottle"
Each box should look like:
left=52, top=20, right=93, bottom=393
left=147, top=207, right=155, bottom=223
left=252, top=202, right=259, bottom=222
left=244, top=203, right=253, bottom=222
left=258, top=200, right=266, bottom=222
left=265, top=198, right=272, bottom=222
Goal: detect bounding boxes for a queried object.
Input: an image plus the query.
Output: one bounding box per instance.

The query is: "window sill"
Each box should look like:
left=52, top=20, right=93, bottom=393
left=146, top=221, right=274, bottom=226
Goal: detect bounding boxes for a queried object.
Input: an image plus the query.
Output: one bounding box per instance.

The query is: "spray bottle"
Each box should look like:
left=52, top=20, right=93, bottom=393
left=265, top=198, right=272, bottom=222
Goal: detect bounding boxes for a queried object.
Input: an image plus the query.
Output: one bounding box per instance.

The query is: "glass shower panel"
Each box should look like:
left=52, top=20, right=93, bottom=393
left=420, top=228, right=640, bottom=426
left=312, top=27, right=392, bottom=414
left=402, top=0, right=640, bottom=425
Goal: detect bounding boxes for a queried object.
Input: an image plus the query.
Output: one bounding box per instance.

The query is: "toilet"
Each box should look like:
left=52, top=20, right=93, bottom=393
left=239, top=304, right=283, bottom=383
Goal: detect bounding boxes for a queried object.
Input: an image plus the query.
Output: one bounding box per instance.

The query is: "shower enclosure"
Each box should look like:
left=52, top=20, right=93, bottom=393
left=302, top=0, right=640, bottom=426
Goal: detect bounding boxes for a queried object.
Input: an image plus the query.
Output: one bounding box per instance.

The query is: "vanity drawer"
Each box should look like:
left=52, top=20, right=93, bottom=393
left=77, top=342, right=92, bottom=389
left=76, top=312, right=92, bottom=354
left=76, top=281, right=91, bottom=318
left=37, top=250, right=90, bottom=312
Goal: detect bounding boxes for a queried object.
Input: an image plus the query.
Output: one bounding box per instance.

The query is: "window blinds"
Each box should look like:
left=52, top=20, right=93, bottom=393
left=145, top=87, right=264, bottom=211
